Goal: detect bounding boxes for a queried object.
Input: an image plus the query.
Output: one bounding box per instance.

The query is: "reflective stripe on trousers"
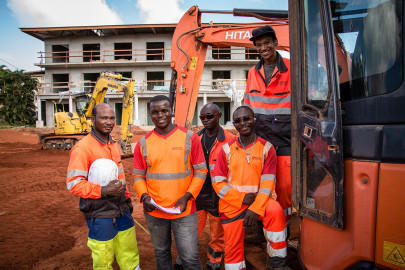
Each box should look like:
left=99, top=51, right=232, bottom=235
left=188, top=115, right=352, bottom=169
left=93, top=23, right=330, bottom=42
left=262, top=199, right=287, bottom=262
left=197, top=210, right=224, bottom=269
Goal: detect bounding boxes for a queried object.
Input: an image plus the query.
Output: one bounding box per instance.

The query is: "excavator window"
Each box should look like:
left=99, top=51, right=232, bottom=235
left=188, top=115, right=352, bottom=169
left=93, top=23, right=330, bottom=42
left=333, top=0, right=403, bottom=101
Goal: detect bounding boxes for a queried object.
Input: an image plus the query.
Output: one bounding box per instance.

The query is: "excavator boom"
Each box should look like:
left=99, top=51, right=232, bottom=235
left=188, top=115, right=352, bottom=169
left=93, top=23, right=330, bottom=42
left=170, top=6, right=289, bottom=128
left=42, top=72, right=135, bottom=156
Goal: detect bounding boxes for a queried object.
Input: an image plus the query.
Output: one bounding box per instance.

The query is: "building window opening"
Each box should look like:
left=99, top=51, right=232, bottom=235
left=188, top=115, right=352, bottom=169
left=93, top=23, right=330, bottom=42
left=114, top=43, right=132, bottom=60
left=245, top=48, right=260, bottom=60
left=119, top=71, right=132, bottom=79
left=147, top=71, right=164, bottom=90
left=147, top=42, right=164, bottom=60
left=52, top=45, right=69, bottom=63
left=115, top=103, right=122, bottom=125
left=212, top=70, right=231, bottom=89
left=83, top=43, right=100, bottom=62
left=83, top=73, right=99, bottom=92
left=212, top=47, right=231, bottom=60
left=213, top=102, right=231, bottom=125
left=52, top=73, right=69, bottom=93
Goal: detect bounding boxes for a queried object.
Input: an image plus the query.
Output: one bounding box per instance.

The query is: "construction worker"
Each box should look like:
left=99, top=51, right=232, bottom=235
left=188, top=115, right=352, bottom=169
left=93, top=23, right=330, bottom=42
left=66, top=103, right=140, bottom=270
left=174, top=103, right=235, bottom=270
left=132, top=95, right=207, bottom=270
left=212, top=106, right=288, bottom=269
left=244, top=25, right=292, bottom=227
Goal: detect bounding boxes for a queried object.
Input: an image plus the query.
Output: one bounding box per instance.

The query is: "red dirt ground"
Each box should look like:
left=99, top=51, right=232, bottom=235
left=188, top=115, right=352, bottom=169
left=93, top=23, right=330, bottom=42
left=0, top=127, right=298, bottom=270
left=0, top=127, right=202, bottom=270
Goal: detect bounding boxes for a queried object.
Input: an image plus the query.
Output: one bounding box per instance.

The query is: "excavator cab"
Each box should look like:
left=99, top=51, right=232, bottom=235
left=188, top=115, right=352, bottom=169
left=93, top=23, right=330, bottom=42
left=73, top=92, right=91, bottom=117
left=289, top=0, right=405, bottom=268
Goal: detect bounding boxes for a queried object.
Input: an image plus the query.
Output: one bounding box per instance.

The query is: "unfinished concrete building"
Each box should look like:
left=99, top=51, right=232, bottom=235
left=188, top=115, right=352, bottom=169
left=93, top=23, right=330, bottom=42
left=21, top=24, right=262, bottom=127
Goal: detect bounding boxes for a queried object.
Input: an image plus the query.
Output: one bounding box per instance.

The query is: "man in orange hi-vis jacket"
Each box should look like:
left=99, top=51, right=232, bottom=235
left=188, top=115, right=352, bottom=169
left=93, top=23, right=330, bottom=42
left=132, top=95, right=207, bottom=270
left=244, top=25, right=292, bottom=228
left=66, top=103, right=140, bottom=270
left=174, top=103, right=235, bottom=270
left=212, top=106, right=288, bottom=270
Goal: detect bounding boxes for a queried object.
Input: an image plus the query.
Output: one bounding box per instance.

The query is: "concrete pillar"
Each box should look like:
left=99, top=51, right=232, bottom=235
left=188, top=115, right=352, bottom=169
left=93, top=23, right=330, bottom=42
left=133, top=93, right=140, bottom=126
left=69, top=92, right=73, bottom=113
left=203, top=93, right=207, bottom=105
left=36, top=95, right=44, bottom=127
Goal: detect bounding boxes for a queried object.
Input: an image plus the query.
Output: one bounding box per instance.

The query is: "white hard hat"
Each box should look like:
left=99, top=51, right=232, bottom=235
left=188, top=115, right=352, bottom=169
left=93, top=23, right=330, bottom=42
left=88, top=158, right=118, bottom=186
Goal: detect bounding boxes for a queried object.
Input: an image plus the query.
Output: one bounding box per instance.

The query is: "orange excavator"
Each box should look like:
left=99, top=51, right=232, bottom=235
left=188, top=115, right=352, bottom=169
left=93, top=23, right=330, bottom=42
left=169, top=5, right=289, bottom=128
left=171, top=2, right=405, bottom=269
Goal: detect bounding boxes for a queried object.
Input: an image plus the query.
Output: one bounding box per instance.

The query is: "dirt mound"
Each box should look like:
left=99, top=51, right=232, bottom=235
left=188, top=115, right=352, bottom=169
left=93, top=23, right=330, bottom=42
left=22, top=127, right=54, bottom=136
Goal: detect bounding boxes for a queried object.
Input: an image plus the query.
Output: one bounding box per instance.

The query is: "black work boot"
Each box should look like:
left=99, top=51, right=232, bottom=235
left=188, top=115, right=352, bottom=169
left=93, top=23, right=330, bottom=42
left=266, top=254, right=291, bottom=270
left=173, top=262, right=184, bottom=270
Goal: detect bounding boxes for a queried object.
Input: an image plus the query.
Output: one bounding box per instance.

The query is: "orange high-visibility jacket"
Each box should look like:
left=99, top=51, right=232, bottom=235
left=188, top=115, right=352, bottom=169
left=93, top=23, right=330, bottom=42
left=66, top=130, right=130, bottom=218
left=212, top=137, right=277, bottom=218
left=244, top=53, right=291, bottom=149
left=132, top=126, right=207, bottom=219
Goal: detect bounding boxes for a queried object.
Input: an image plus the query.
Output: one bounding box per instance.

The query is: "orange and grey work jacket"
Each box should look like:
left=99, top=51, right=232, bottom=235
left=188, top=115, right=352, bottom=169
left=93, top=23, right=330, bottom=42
left=212, top=137, right=277, bottom=219
left=132, top=126, right=207, bottom=219
left=66, top=130, right=130, bottom=219
left=195, top=127, right=236, bottom=212
left=244, top=53, right=291, bottom=153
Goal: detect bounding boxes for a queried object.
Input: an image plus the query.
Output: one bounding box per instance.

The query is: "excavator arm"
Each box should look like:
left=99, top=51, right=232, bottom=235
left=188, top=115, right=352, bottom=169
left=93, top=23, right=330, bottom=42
left=85, top=72, right=135, bottom=155
left=46, top=72, right=135, bottom=155
left=119, top=78, right=135, bottom=155
left=170, top=6, right=289, bottom=128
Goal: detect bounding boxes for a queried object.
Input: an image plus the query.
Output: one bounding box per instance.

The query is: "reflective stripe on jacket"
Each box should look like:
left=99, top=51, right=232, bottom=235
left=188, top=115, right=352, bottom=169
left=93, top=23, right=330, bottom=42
left=195, top=127, right=236, bottom=212
left=66, top=130, right=129, bottom=219
left=244, top=53, right=292, bottom=148
left=212, top=137, right=277, bottom=218
left=132, top=126, right=207, bottom=219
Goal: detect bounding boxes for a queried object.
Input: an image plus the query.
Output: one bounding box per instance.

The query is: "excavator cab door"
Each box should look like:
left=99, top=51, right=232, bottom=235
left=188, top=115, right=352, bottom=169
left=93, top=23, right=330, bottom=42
left=290, top=0, right=344, bottom=229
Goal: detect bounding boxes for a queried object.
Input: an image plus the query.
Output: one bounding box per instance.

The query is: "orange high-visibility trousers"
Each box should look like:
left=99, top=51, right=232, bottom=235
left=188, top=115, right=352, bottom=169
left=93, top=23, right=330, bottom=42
left=221, top=198, right=287, bottom=269
left=275, top=155, right=292, bottom=224
left=198, top=210, right=224, bottom=269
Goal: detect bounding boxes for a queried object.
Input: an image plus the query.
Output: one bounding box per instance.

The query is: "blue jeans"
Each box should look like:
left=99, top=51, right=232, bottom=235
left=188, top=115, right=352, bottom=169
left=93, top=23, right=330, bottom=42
left=144, top=211, right=202, bottom=270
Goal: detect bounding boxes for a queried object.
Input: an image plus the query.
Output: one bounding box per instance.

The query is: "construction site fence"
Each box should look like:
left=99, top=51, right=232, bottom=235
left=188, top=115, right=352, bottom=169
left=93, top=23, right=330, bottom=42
left=38, top=47, right=260, bottom=65
left=38, top=79, right=247, bottom=96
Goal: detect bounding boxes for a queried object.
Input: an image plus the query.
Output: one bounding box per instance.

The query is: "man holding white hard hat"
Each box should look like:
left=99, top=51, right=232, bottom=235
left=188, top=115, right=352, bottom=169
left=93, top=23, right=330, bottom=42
left=67, top=103, right=140, bottom=270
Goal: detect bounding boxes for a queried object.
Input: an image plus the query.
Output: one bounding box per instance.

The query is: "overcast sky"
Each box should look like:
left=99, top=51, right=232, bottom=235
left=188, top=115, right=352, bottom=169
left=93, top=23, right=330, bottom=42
left=0, top=0, right=287, bottom=71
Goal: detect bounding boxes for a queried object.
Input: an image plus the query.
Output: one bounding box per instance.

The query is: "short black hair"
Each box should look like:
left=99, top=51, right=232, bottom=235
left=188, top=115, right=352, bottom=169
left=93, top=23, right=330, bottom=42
left=150, top=95, right=170, bottom=106
left=233, top=106, right=254, bottom=118
left=201, top=103, right=220, bottom=114
left=92, top=102, right=111, bottom=117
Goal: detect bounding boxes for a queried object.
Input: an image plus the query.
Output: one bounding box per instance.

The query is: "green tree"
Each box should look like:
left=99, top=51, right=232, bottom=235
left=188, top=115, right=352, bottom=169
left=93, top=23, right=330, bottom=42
left=0, top=65, right=38, bottom=125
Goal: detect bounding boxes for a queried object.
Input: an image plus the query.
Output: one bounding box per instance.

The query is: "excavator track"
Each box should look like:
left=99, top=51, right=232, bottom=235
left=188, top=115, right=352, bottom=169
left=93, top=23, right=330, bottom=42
left=40, top=134, right=85, bottom=151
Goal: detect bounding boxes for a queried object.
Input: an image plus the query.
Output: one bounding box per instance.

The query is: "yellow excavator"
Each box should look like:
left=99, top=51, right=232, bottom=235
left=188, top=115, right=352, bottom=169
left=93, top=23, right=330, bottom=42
left=40, top=72, right=135, bottom=156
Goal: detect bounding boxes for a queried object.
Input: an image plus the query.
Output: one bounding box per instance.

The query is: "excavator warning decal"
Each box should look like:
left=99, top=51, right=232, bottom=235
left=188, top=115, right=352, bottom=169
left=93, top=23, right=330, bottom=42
left=190, top=57, right=197, bottom=70
left=384, top=241, right=405, bottom=267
